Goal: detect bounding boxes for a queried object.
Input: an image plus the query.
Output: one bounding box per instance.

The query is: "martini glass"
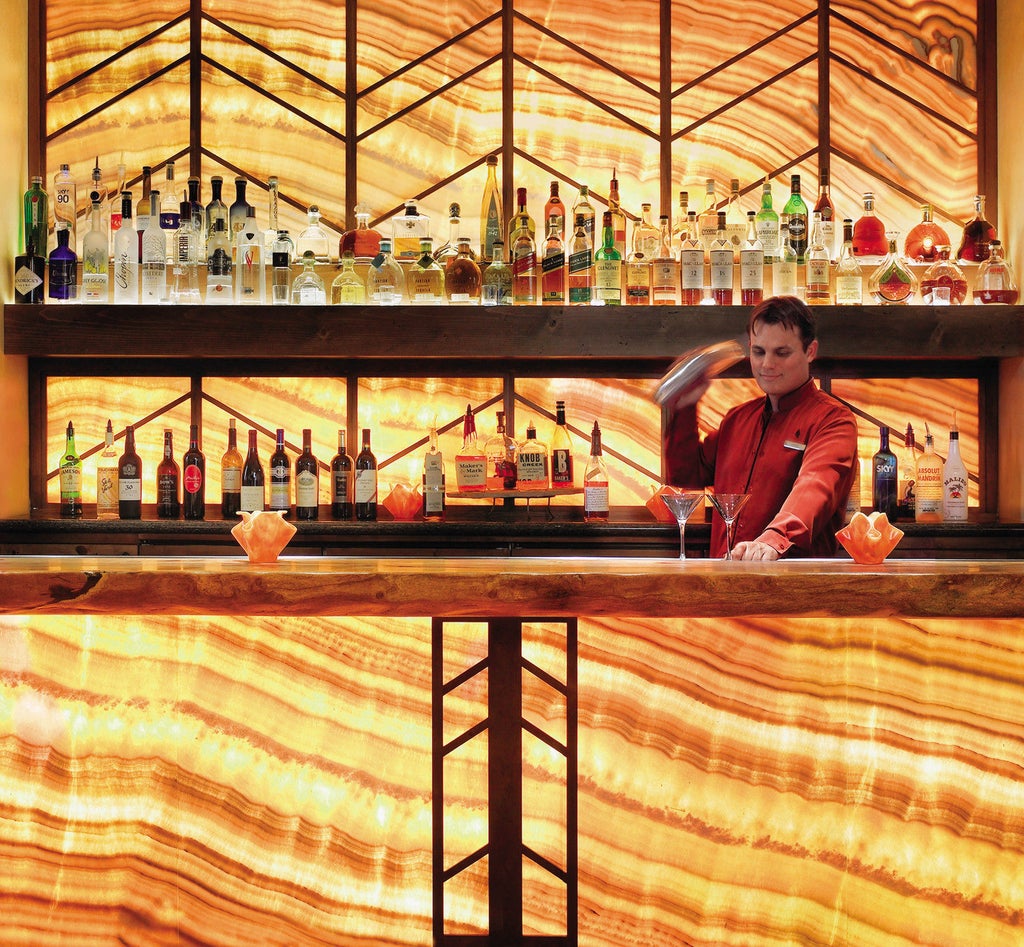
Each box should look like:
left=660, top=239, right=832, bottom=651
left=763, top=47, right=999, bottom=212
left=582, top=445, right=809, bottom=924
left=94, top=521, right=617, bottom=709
left=707, top=492, right=751, bottom=560
left=660, top=489, right=705, bottom=559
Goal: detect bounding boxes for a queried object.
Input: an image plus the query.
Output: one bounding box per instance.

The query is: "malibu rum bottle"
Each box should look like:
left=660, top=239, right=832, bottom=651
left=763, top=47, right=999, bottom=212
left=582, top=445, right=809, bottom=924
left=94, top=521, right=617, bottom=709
left=942, top=416, right=969, bottom=523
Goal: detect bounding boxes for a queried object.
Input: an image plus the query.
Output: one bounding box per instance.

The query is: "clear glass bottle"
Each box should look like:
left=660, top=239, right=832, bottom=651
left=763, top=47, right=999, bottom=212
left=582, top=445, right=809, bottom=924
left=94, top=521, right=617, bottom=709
left=904, top=204, right=951, bottom=262
left=331, top=251, right=367, bottom=305
left=567, top=214, right=593, bottom=306
left=773, top=216, right=798, bottom=297
left=868, top=236, right=918, bottom=304
left=354, top=428, right=378, bottom=521
left=96, top=418, right=118, bottom=519
left=697, top=178, right=719, bottom=259
left=205, top=217, right=233, bottom=303
left=159, top=162, right=180, bottom=252
left=511, top=213, right=538, bottom=305
left=571, top=185, right=596, bottom=248
left=650, top=214, right=678, bottom=306
left=205, top=175, right=228, bottom=246
left=739, top=211, right=764, bottom=306
left=833, top=219, right=863, bottom=305
left=541, top=215, right=566, bottom=305
left=920, top=248, right=968, bottom=305
left=679, top=211, right=704, bottom=305
left=330, top=429, right=354, bottom=520
left=755, top=177, right=779, bottom=264
left=805, top=211, right=831, bottom=305
left=433, top=202, right=463, bottom=269
left=368, top=236, right=406, bottom=304
left=454, top=404, right=487, bottom=492
left=229, top=176, right=254, bottom=243
left=338, top=204, right=382, bottom=265
left=14, top=239, right=45, bottom=303
left=422, top=424, right=446, bottom=522
left=508, top=187, right=536, bottom=255
left=81, top=196, right=109, bottom=303
left=59, top=421, right=83, bottom=518
left=942, top=415, right=969, bottom=523
left=263, top=175, right=282, bottom=256
left=782, top=174, right=808, bottom=263
left=583, top=420, right=609, bottom=521
left=956, top=195, right=997, bottom=264
left=973, top=239, right=1019, bottom=304
left=268, top=427, right=291, bottom=515
left=291, top=249, right=327, bottom=304
left=156, top=428, right=181, bottom=519
left=393, top=200, right=430, bottom=261
left=135, top=165, right=153, bottom=258
left=480, top=154, right=503, bottom=263
left=550, top=400, right=574, bottom=487
left=221, top=418, right=243, bottom=519
left=141, top=191, right=167, bottom=303
left=481, top=240, right=513, bottom=306
left=608, top=169, right=627, bottom=256
left=23, top=175, right=48, bottom=258
left=813, top=167, right=835, bottom=261
left=296, top=204, right=331, bottom=263
left=109, top=159, right=127, bottom=243
left=516, top=421, right=549, bottom=490
left=90, top=156, right=109, bottom=237
left=672, top=190, right=689, bottom=247
left=112, top=191, right=138, bottom=304
left=897, top=422, right=919, bottom=520
left=446, top=236, right=482, bottom=304
left=408, top=236, right=446, bottom=304
left=724, top=178, right=745, bottom=259
left=484, top=411, right=518, bottom=489
left=625, top=203, right=655, bottom=306
left=708, top=210, right=733, bottom=305
left=271, top=230, right=294, bottom=305
left=544, top=180, right=565, bottom=240
left=914, top=423, right=943, bottom=523
left=852, top=192, right=888, bottom=264
left=234, top=207, right=264, bottom=303
left=170, top=193, right=202, bottom=304
left=52, top=163, right=77, bottom=254
left=48, top=224, right=78, bottom=302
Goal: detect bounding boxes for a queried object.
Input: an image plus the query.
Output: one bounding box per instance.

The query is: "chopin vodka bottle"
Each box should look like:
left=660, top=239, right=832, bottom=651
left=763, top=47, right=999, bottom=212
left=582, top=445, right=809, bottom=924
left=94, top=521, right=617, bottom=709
left=113, top=191, right=138, bottom=303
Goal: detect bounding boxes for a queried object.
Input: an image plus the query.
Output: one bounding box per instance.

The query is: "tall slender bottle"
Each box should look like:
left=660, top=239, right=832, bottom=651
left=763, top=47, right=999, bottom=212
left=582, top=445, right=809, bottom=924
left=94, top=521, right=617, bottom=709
left=814, top=167, right=835, bottom=260
left=295, top=428, right=319, bottom=520
left=182, top=424, right=206, bottom=521
left=724, top=179, right=745, bottom=259
left=914, top=423, right=943, bottom=523
left=942, top=415, right=969, bottom=523
left=118, top=425, right=143, bottom=520
left=480, top=155, right=503, bottom=262
left=624, top=204, right=654, bottom=305
left=330, top=429, right=354, bottom=519
left=90, top=156, right=109, bottom=237
left=834, top=219, right=863, bottom=305
left=52, top=163, right=77, bottom=254
left=481, top=241, right=513, bottom=305
left=229, top=177, right=253, bottom=243
left=871, top=426, right=898, bottom=520
left=551, top=400, right=574, bottom=487
left=272, top=230, right=294, bottom=305
left=544, top=180, right=565, bottom=239
left=773, top=217, right=798, bottom=297
left=113, top=191, right=138, bottom=304
left=205, top=175, right=228, bottom=246
left=81, top=196, right=109, bottom=302
left=782, top=174, right=808, bottom=263
left=608, top=169, right=627, bottom=255
left=135, top=166, right=152, bottom=259
left=454, top=404, right=486, bottom=491
left=594, top=210, right=622, bottom=305
left=679, top=211, right=704, bottom=305
left=510, top=188, right=538, bottom=304
left=140, top=191, right=167, bottom=302
left=240, top=429, right=266, bottom=513
left=739, top=211, right=764, bottom=306
left=583, top=420, right=609, bottom=521
left=156, top=428, right=181, bottom=519
left=221, top=418, right=243, bottom=518
left=235, top=206, right=265, bottom=303
left=805, top=211, right=831, bottom=305
left=59, top=421, right=83, bottom=518
left=96, top=419, right=119, bottom=519
left=571, top=185, right=596, bottom=248
left=354, top=428, right=378, bottom=521
left=23, top=176, right=48, bottom=258
left=897, top=422, right=918, bottom=520
left=109, top=159, right=127, bottom=241
left=650, top=214, right=678, bottom=305
left=264, top=175, right=282, bottom=256
left=269, top=427, right=291, bottom=515
left=422, top=424, right=446, bottom=522
left=697, top=179, right=719, bottom=258
left=708, top=211, right=733, bottom=305
left=567, top=214, right=594, bottom=306
left=755, top=177, right=779, bottom=263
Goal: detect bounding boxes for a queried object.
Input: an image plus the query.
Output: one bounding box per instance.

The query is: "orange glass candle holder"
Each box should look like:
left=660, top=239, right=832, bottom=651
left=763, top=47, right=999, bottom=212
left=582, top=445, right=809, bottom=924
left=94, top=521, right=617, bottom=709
left=231, top=509, right=297, bottom=563
left=836, top=511, right=904, bottom=564
left=382, top=483, right=422, bottom=520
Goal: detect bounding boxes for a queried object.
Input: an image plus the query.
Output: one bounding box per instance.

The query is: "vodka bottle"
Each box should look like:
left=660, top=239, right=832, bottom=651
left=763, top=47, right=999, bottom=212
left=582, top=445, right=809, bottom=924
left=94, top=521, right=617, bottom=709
left=205, top=218, right=234, bottom=303
left=234, top=207, right=265, bottom=303
left=81, top=197, right=109, bottom=303
left=53, top=163, right=77, bottom=254
left=140, top=191, right=167, bottom=302
left=113, top=191, right=139, bottom=304
left=170, top=193, right=202, bottom=304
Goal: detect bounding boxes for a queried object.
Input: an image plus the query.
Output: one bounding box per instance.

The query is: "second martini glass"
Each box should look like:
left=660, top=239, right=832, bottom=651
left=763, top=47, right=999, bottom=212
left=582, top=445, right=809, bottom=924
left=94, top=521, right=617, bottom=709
left=660, top=488, right=705, bottom=559
left=708, top=492, right=751, bottom=560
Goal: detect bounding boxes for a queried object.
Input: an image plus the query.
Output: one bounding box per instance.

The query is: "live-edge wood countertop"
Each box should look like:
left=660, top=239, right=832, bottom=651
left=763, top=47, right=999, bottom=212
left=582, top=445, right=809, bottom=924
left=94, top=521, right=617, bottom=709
left=1, top=556, right=1022, bottom=619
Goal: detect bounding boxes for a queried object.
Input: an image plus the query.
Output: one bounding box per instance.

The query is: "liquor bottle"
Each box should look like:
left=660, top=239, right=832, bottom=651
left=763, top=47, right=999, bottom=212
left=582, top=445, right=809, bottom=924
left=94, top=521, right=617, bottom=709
left=696, top=179, right=719, bottom=258
left=170, top=192, right=202, bottom=304
left=755, top=177, right=779, bottom=263
left=229, top=177, right=253, bottom=243
left=206, top=217, right=233, bottom=302
left=511, top=213, right=538, bottom=305
left=136, top=165, right=153, bottom=259
left=871, top=425, right=898, bottom=520
left=240, top=428, right=266, bottom=513
left=408, top=237, right=446, bottom=304
left=724, top=178, right=745, bottom=259
left=221, top=418, right=243, bottom=518
left=112, top=191, right=139, bottom=304
left=567, top=214, right=594, bottom=306
left=96, top=419, right=119, bottom=519
left=156, top=428, right=181, bottom=519
left=571, top=185, right=596, bottom=248
left=140, top=191, right=167, bottom=302
left=540, top=216, right=566, bottom=305
left=264, top=175, right=282, bottom=256
left=583, top=420, right=609, bottom=521
left=118, top=424, right=143, bottom=520
left=454, top=404, right=486, bottom=491
left=480, top=155, right=503, bottom=262
left=393, top=200, right=430, bottom=261
left=608, top=169, right=627, bottom=256
left=956, top=195, right=997, bottom=264
left=291, top=250, right=327, bottom=304
left=235, top=207, right=265, bottom=303
left=782, top=175, right=808, bottom=263
left=368, top=237, right=406, bottom=304
left=109, top=159, right=127, bottom=241
left=544, top=180, right=565, bottom=239
left=679, top=211, right=704, bottom=305
left=23, top=175, right=48, bottom=258
left=330, top=429, right=354, bottom=519
left=739, top=211, right=764, bottom=306
left=904, top=204, right=950, bottom=263
left=813, top=167, right=835, bottom=260
left=331, top=251, right=368, bottom=305
left=551, top=400, right=574, bottom=487
left=481, top=240, right=513, bottom=306
left=354, top=428, right=378, bottom=521
left=914, top=423, right=943, bottom=523
left=942, top=415, right=969, bottom=523
left=650, top=214, right=678, bottom=305
left=422, top=425, right=446, bottom=521
left=973, top=240, right=1019, bottom=304
left=205, top=175, right=228, bottom=245
left=708, top=211, right=733, bottom=305
left=59, top=421, right=83, bottom=518
left=868, top=237, right=918, bottom=304
left=625, top=203, right=655, bottom=305
left=14, top=239, right=46, bottom=304
left=445, top=236, right=482, bottom=304
left=594, top=210, right=622, bottom=305
left=508, top=186, right=535, bottom=247
left=186, top=176, right=204, bottom=249
left=295, top=428, right=319, bottom=521
left=896, top=422, right=918, bottom=520
left=159, top=162, right=180, bottom=248
left=269, top=427, right=291, bottom=515
left=48, top=224, right=78, bottom=302
left=296, top=205, right=332, bottom=262
left=671, top=190, right=689, bottom=246
left=52, top=163, right=77, bottom=254
left=833, top=219, right=863, bottom=305
left=338, top=205, right=382, bottom=264
left=773, top=216, right=798, bottom=297
left=433, top=202, right=463, bottom=269
left=633, top=203, right=660, bottom=259
left=805, top=211, right=831, bottom=305
left=271, top=230, right=294, bottom=305
left=90, top=156, right=109, bottom=236
left=182, top=424, right=206, bottom=521
left=852, top=192, right=888, bottom=264
left=920, top=248, right=968, bottom=305
left=484, top=411, right=517, bottom=489
left=516, top=421, right=549, bottom=490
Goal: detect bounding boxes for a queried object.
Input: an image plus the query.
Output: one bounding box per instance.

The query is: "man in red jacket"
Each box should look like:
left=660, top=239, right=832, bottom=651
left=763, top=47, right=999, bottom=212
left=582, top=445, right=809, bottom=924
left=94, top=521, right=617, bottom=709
left=663, top=295, right=858, bottom=560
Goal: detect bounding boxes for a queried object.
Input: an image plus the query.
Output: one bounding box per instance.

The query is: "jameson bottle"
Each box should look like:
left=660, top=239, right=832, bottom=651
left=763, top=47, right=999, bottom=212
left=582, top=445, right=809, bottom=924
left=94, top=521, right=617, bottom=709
left=871, top=425, right=898, bottom=520
left=59, top=421, right=83, bottom=518
left=182, top=424, right=206, bottom=521
left=354, top=428, right=378, bottom=521
left=240, top=429, right=266, bottom=513
left=96, top=419, right=119, bottom=519
left=330, top=428, right=354, bottom=520
left=551, top=400, right=574, bottom=487
left=156, top=428, right=181, bottom=519
left=269, top=427, right=291, bottom=515
left=422, top=425, right=446, bottom=522
left=118, top=425, right=143, bottom=520
left=295, top=428, right=320, bottom=521
left=583, top=420, right=609, bottom=521
left=221, top=418, right=243, bottom=518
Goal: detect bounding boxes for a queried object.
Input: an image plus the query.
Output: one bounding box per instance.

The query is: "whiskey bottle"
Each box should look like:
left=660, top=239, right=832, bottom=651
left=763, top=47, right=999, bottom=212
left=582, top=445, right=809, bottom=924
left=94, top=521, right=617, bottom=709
left=484, top=411, right=517, bottom=489
left=871, top=425, right=898, bottom=520
left=754, top=177, right=779, bottom=263
left=368, top=237, right=406, bottom=304
left=833, top=219, right=863, bottom=305
left=156, top=428, right=181, bottom=519
left=182, top=424, right=206, bottom=521
left=571, top=185, right=596, bottom=248
left=782, top=175, right=808, bottom=263
left=544, top=180, right=565, bottom=239
left=240, top=428, right=266, bottom=513
left=295, top=428, right=319, bottom=521
left=268, top=427, right=291, bottom=515
left=408, top=237, right=446, bottom=304
left=624, top=203, right=655, bottom=306
left=650, top=214, right=678, bottom=306
left=330, top=429, right=354, bottom=519
left=480, top=155, right=503, bottom=263
left=331, top=251, right=368, bottom=305
left=852, top=192, right=888, bottom=265
left=550, top=400, right=574, bottom=487
left=113, top=191, right=139, bottom=304
left=540, top=215, right=566, bottom=305
left=354, top=428, right=378, bottom=521
left=422, top=425, right=446, bottom=521
left=805, top=211, right=831, bottom=305
left=813, top=167, right=835, bottom=260
left=516, top=422, right=549, bottom=490
left=583, top=420, right=609, bottom=521
left=942, top=416, right=969, bottom=523
left=773, top=217, right=798, bottom=297
left=724, top=178, right=745, bottom=260
left=697, top=179, right=719, bottom=258
left=739, top=211, right=764, bottom=306
left=708, top=211, right=733, bottom=305
left=118, top=425, right=143, bottom=520
left=481, top=240, right=513, bottom=306
left=221, top=419, right=243, bottom=518
left=59, top=421, right=83, bottom=518
left=679, top=211, right=704, bottom=305
left=48, top=224, right=78, bottom=302
left=593, top=210, right=622, bottom=305
left=567, top=214, right=593, bottom=306
left=445, top=236, right=482, bottom=304
left=52, top=163, right=77, bottom=255
left=96, top=419, right=119, bottom=519
left=671, top=190, right=689, bottom=246
left=608, top=169, right=627, bottom=256
left=914, top=423, right=943, bottom=523
left=511, top=224, right=538, bottom=305
left=454, top=404, right=487, bottom=491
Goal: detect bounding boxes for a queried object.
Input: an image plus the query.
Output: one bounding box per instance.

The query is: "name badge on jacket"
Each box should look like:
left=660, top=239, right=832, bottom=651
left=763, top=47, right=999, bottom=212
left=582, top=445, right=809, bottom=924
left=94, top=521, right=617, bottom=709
left=784, top=439, right=807, bottom=452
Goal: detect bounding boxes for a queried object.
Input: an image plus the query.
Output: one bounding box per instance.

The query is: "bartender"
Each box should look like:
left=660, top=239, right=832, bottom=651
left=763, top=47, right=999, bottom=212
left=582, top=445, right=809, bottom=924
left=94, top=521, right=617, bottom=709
left=664, top=295, right=858, bottom=560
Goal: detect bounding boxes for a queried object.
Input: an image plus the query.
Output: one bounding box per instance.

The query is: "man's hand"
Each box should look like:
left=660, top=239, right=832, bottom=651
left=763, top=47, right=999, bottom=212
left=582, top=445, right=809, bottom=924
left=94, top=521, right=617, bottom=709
left=730, top=540, right=780, bottom=561
left=669, top=375, right=710, bottom=410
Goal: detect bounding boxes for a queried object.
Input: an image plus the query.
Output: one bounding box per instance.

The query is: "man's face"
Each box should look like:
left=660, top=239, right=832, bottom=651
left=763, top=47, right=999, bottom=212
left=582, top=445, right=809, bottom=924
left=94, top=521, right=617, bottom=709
left=748, top=319, right=817, bottom=402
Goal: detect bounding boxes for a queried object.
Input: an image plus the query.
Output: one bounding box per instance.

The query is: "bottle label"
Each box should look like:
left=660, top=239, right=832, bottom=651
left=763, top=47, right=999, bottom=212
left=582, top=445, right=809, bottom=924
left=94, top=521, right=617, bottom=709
left=773, top=261, right=797, bottom=296
left=59, top=464, right=82, bottom=496
left=184, top=464, right=203, bottom=494
left=739, top=250, right=764, bottom=290
left=595, top=260, right=621, bottom=293
left=835, top=275, right=863, bottom=304
left=97, top=465, right=118, bottom=513
left=542, top=251, right=565, bottom=273
left=158, top=474, right=178, bottom=503
left=807, top=259, right=830, bottom=288
left=222, top=467, right=241, bottom=492
left=551, top=449, right=573, bottom=485
left=756, top=220, right=779, bottom=256
left=709, top=250, right=732, bottom=289
left=354, top=468, right=377, bottom=503
left=568, top=249, right=592, bottom=274
left=14, top=265, right=43, bottom=295
left=512, top=252, right=537, bottom=277
left=517, top=450, right=547, bottom=487
left=240, top=485, right=264, bottom=512
left=270, top=480, right=290, bottom=510
left=584, top=482, right=609, bottom=514
left=119, top=477, right=141, bottom=501
left=82, top=273, right=108, bottom=302
left=296, top=470, right=318, bottom=506
left=332, top=470, right=350, bottom=503
left=679, top=249, right=703, bottom=290
left=455, top=455, right=487, bottom=491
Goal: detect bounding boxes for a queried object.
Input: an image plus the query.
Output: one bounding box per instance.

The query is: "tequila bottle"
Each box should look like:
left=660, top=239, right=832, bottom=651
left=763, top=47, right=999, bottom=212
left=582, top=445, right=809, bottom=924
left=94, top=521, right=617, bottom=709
left=81, top=196, right=109, bottom=303
left=393, top=200, right=430, bottom=261
left=160, top=162, right=180, bottom=255
left=868, top=236, right=918, bottom=305
left=331, top=251, right=367, bottom=305
left=482, top=240, right=513, bottom=306
left=291, top=250, right=327, bottom=304
left=567, top=214, right=593, bottom=306
left=445, top=235, right=482, bottom=304
left=433, top=202, right=464, bottom=269
left=408, top=237, right=446, bottom=304
left=368, top=236, right=406, bottom=304
left=296, top=204, right=331, bottom=263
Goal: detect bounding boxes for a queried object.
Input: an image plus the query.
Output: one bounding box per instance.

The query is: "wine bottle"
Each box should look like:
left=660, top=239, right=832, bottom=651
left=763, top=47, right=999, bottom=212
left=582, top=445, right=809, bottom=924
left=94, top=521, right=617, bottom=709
left=221, top=419, right=243, bottom=519
left=96, top=419, right=119, bottom=519
left=118, top=424, right=142, bottom=520
left=59, top=421, right=83, bottom=518
left=240, top=429, right=265, bottom=513
left=871, top=425, right=898, bottom=520
left=422, top=425, right=446, bottom=522
left=942, top=415, right=969, bottom=523
left=583, top=420, right=609, bottom=521
left=268, top=427, right=291, bottom=515
left=330, top=429, right=354, bottom=520
left=182, top=423, right=206, bottom=521
left=156, top=428, right=181, bottom=519
left=551, top=400, right=574, bottom=487
left=295, top=428, right=320, bottom=521
left=354, top=428, right=378, bottom=521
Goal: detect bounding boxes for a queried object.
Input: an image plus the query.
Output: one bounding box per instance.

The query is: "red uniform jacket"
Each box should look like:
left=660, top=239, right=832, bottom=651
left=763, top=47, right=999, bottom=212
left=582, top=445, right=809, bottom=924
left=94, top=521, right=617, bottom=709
left=664, top=378, right=857, bottom=558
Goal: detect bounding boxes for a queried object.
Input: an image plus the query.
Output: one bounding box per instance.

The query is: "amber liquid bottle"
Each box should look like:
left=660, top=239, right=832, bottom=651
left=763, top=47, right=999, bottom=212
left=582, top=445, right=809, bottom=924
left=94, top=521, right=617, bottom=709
left=295, top=428, right=320, bottom=521
left=182, top=424, right=206, bottom=521
left=583, top=421, right=609, bottom=521
left=330, top=429, right=354, bottom=520
left=551, top=400, right=574, bottom=487
left=156, top=429, right=181, bottom=519
left=354, top=428, right=378, bottom=521
left=118, top=424, right=143, bottom=520
left=221, top=419, right=243, bottom=519
left=240, top=429, right=265, bottom=513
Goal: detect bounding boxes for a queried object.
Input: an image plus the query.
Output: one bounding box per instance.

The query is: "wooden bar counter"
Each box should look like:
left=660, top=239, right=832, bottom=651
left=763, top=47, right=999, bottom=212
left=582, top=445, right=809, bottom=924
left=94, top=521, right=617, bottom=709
left=1, top=554, right=1022, bottom=946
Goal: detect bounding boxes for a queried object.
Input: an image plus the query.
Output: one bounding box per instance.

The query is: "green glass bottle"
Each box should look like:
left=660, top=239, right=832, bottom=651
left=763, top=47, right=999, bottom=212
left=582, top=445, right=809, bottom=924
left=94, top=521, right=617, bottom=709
left=593, top=210, right=622, bottom=305
left=59, top=421, right=83, bottom=518
left=782, top=174, right=809, bottom=264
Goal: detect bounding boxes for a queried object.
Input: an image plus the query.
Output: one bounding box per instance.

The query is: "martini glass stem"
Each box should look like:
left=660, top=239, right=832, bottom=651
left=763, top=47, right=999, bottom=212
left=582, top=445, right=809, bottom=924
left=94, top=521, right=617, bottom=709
left=678, top=521, right=686, bottom=559
left=725, top=519, right=736, bottom=559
